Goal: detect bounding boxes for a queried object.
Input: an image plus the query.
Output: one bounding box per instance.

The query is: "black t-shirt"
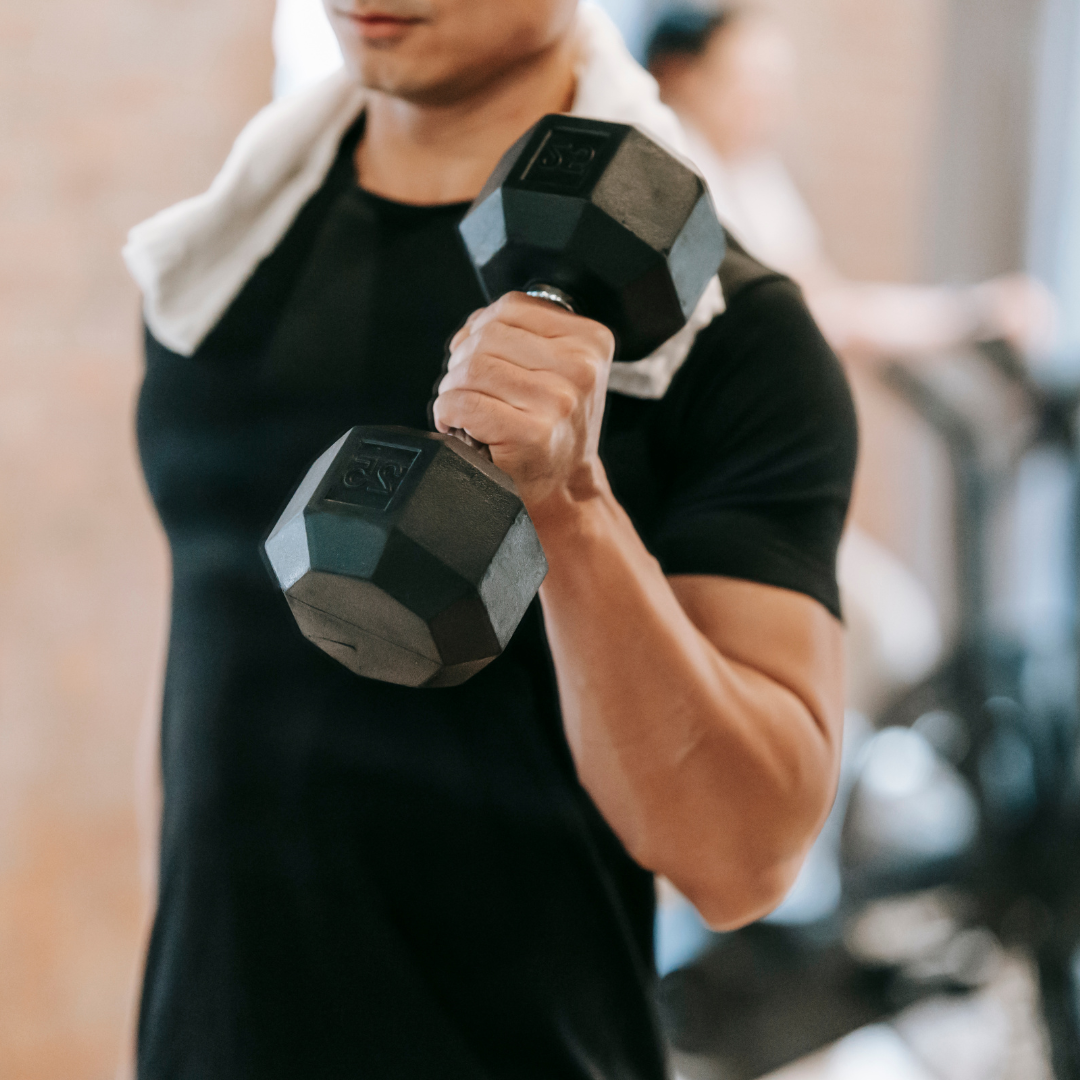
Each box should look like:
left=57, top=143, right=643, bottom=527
left=135, top=119, right=856, bottom=1080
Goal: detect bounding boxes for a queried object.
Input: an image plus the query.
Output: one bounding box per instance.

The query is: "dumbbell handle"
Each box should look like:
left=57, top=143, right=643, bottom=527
left=447, top=284, right=578, bottom=458
left=523, top=284, right=576, bottom=313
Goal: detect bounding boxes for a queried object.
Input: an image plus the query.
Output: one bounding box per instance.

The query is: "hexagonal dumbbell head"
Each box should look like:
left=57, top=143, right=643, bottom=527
left=264, top=427, right=548, bottom=688
left=459, top=114, right=726, bottom=360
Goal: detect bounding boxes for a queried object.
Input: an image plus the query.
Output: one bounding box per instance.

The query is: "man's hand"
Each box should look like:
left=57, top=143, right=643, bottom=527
left=432, top=293, right=615, bottom=511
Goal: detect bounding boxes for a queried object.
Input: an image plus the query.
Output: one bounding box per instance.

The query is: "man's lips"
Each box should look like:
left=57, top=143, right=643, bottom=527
left=341, top=12, right=425, bottom=40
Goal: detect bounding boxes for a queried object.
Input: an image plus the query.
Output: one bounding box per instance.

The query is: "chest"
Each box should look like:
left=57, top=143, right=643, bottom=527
left=261, top=187, right=487, bottom=416
left=138, top=183, right=673, bottom=548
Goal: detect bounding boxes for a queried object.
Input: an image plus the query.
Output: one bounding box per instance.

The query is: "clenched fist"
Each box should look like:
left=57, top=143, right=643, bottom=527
left=433, top=293, right=615, bottom=513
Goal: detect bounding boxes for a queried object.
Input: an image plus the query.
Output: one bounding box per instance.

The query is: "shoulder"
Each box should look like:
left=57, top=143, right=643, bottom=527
left=670, top=235, right=854, bottom=430
left=125, top=72, right=366, bottom=358
left=602, top=243, right=855, bottom=619
left=716, top=231, right=787, bottom=302
left=655, top=234, right=858, bottom=492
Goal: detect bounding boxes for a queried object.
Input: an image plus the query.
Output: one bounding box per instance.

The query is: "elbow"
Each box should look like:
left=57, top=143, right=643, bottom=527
left=679, top=857, right=804, bottom=932
left=659, top=768, right=840, bottom=932
left=613, top=698, right=843, bottom=931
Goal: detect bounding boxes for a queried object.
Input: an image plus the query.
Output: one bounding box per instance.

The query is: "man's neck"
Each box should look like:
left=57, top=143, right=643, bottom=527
left=355, top=37, right=578, bottom=206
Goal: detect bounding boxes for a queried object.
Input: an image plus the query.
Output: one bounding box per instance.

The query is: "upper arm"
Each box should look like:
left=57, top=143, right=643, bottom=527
left=650, top=275, right=853, bottom=763
left=649, top=276, right=859, bottom=621
left=668, top=574, right=845, bottom=748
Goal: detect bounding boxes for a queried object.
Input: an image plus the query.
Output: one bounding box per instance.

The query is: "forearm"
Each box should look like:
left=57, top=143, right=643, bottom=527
left=531, top=477, right=842, bottom=928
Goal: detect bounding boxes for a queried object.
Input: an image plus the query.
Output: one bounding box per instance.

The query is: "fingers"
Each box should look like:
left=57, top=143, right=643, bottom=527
left=445, top=303, right=613, bottom=403
left=436, top=293, right=615, bottom=496
left=440, top=350, right=578, bottom=416
left=432, top=387, right=552, bottom=451
left=444, top=323, right=602, bottom=399
left=454, top=293, right=567, bottom=342
left=446, top=321, right=558, bottom=376
left=450, top=293, right=615, bottom=359
left=448, top=308, right=485, bottom=352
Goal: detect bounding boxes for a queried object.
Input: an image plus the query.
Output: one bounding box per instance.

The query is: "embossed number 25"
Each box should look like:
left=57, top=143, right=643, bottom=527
left=539, top=140, right=596, bottom=176
left=343, top=455, right=406, bottom=495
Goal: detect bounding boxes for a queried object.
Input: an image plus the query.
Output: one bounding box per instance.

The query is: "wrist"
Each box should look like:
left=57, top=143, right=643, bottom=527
left=524, top=458, right=613, bottom=542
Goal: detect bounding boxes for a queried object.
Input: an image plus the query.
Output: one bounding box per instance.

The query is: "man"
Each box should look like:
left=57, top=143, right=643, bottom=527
left=124, top=3, right=856, bottom=1077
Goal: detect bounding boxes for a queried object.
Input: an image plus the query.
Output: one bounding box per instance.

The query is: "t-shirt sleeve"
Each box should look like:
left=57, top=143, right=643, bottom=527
left=649, top=275, right=858, bottom=620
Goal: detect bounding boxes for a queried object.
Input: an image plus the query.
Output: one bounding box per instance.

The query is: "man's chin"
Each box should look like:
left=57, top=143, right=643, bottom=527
left=349, top=60, right=486, bottom=107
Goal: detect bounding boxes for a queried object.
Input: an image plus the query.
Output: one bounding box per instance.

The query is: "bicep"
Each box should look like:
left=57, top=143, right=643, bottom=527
left=668, top=573, right=845, bottom=747
left=650, top=280, right=853, bottom=750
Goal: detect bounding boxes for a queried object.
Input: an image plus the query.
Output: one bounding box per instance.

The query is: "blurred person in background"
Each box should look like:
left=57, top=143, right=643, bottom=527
left=121, top=2, right=856, bottom=1077
left=648, top=4, right=1054, bottom=719
left=647, top=5, right=1055, bottom=368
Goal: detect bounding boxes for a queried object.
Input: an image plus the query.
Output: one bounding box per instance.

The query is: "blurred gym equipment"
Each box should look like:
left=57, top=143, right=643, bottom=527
left=659, top=340, right=1080, bottom=1080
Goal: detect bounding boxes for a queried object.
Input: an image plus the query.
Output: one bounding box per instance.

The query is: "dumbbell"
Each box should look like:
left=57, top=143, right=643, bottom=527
left=264, top=114, right=726, bottom=688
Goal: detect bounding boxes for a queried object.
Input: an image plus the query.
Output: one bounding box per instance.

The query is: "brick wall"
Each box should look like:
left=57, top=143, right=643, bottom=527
left=0, top=3, right=272, bottom=1075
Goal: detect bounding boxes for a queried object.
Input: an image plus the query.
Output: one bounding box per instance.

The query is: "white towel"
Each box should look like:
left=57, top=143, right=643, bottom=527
left=123, top=2, right=726, bottom=399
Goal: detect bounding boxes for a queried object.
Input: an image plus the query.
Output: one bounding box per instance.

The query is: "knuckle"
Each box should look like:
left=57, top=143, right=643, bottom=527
left=554, top=387, right=578, bottom=420
left=575, top=338, right=602, bottom=366
left=472, top=324, right=505, bottom=357
left=432, top=392, right=459, bottom=428
left=567, top=349, right=600, bottom=391
left=452, top=393, right=485, bottom=430
left=482, top=321, right=510, bottom=349
left=530, top=416, right=554, bottom=448
left=590, top=323, right=616, bottom=358
left=458, top=355, right=479, bottom=383
left=461, top=389, right=485, bottom=417
left=544, top=419, right=562, bottom=451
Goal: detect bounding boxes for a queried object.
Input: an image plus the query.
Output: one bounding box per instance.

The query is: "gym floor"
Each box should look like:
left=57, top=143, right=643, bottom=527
left=0, top=1, right=1054, bottom=1077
